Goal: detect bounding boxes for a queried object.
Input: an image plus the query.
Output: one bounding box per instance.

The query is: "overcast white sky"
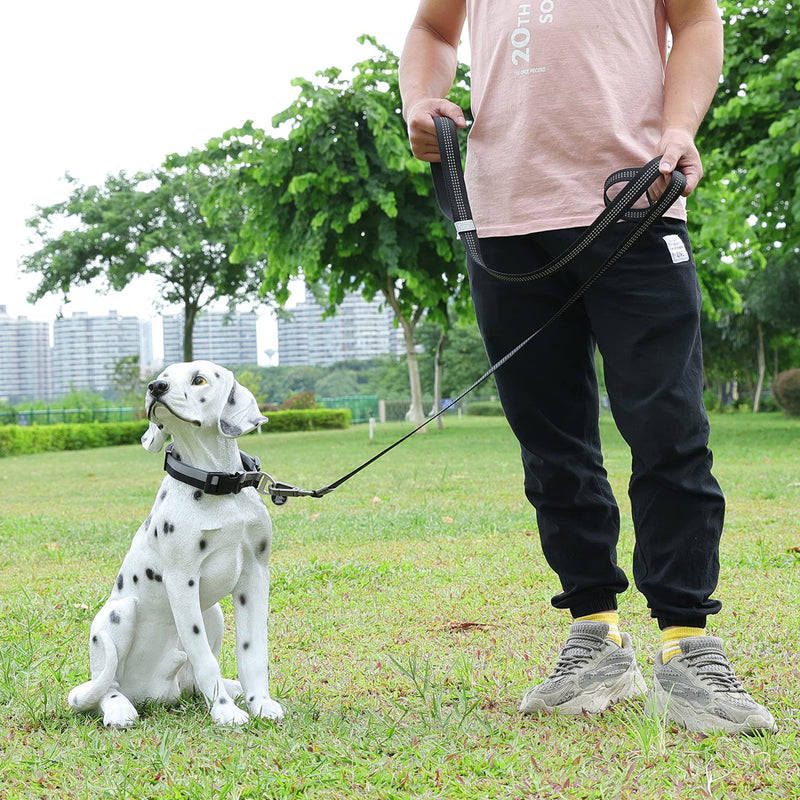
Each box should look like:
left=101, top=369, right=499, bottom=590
left=0, top=0, right=439, bottom=359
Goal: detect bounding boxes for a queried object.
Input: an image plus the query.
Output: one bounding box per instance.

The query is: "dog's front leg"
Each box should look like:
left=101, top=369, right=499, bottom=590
left=164, top=576, right=249, bottom=726
left=233, top=562, right=284, bottom=722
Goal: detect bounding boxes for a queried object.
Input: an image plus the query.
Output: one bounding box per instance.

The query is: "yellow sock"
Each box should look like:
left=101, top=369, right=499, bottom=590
left=576, top=612, right=622, bottom=646
left=660, top=626, right=705, bottom=663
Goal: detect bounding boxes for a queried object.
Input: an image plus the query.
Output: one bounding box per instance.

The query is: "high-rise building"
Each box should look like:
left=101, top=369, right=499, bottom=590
left=0, top=305, right=53, bottom=402
left=162, top=310, right=258, bottom=366
left=277, top=291, right=402, bottom=366
left=52, top=311, right=149, bottom=397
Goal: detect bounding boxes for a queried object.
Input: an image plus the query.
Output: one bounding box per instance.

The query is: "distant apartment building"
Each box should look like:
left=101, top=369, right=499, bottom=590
left=52, top=311, right=151, bottom=397
left=162, top=310, right=258, bottom=366
left=278, top=291, right=402, bottom=367
left=0, top=305, right=53, bottom=402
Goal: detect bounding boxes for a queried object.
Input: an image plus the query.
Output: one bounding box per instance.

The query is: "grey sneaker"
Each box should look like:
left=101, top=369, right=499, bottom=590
left=519, top=621, right=647, bottom=715
left=653, top=636, right=776, bottom=734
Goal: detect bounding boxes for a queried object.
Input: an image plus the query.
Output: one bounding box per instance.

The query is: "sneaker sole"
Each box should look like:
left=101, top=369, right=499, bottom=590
left=520, top=665, right=647, bottom=715
left=653, top=684, right=777, bottom=734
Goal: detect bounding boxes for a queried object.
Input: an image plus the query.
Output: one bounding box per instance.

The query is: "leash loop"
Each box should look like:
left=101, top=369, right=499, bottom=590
left=430, top=116, right=686, bottom=283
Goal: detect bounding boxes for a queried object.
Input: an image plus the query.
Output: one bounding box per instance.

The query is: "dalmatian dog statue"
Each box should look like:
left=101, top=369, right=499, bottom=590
left=68, top=361, right=284, bottom=728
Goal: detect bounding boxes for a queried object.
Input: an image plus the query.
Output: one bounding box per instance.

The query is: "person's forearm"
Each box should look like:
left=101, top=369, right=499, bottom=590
left=662, top=17, right=724, bottom=139
left=400, top=6, right=467, bottom=162
left=399, top=23, right=460, bottom=120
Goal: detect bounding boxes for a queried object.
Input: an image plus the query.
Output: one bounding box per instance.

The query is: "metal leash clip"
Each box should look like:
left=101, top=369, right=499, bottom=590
left=256, top=473, right=334, bottom=505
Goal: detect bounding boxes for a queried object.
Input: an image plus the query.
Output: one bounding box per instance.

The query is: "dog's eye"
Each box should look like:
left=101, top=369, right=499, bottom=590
left=191, top=376, right=207, bottom=386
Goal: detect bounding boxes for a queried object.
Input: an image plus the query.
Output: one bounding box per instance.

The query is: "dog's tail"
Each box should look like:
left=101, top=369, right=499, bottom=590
left=67, top=630, right=119, bottom=712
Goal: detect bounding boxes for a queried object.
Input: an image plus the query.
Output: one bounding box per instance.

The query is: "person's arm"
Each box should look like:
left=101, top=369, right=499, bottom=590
left=399, top=0, right=467, bottom=162
left=660, top=0, right=724, bottom=195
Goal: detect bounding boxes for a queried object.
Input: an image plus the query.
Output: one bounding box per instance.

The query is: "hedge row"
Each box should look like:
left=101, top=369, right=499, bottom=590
left=263, top=408, right=351, bottom=432
left=465, top=401, right=505, bottom=417
left=0, top=421, right=150, bottom=457
left=0, top=409, right=351, bottom=457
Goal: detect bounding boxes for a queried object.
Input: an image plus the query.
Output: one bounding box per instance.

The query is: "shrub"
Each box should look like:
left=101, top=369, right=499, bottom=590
left=0, top=410, right=351, bottom=457
left=0, top=426, right=21, bottom=457
left=280, top=392, right=316, bottom=411
left=260, top=409, right=351, bottom=433
left=0, top=421, right=150, bottom=457
left=772, top=369, right=800, bottom=417
left=466, top=401, right=505, bottom=417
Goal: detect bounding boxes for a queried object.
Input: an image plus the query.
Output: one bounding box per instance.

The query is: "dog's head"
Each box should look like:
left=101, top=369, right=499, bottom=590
left=141, top=361, right=268, bottom=453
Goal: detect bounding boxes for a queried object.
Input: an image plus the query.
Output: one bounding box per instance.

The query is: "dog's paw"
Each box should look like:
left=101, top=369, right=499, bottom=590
left=248, top=694, right=284, bottom=723
left=102, top=694, right=139, bottom=729
left=210, top=697, right=250, bottom=727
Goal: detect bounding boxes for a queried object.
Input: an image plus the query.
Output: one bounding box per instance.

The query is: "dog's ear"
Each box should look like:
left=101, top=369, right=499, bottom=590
left=141, top=422, right=169, bottom=453
left=218, top=376, right=269, bottom=439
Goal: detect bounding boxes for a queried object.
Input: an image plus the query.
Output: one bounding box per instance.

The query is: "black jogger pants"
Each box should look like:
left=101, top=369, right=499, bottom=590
left=468, top=218, right=725, bottom=629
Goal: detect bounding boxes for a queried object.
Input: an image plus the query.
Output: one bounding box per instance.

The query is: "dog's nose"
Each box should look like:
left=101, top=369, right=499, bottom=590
left=148, top=380, right=170, bottom=398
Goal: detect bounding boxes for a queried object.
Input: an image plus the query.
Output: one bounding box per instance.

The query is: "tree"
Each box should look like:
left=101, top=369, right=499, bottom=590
left=201, top=38, right=472, bottom=426
left=21, top=158, right=271, bottom=360
left=685, top=2, right=800, bottom=401
left=692, top=1, right=800, bottom=303
left=109, top=354, right=149, bottom=414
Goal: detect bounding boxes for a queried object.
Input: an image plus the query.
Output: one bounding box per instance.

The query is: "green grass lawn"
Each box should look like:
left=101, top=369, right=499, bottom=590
left=0, top=414, right=798, bottom=799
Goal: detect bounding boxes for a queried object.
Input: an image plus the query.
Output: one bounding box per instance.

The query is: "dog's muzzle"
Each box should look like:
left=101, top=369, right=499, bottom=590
left=146, top=379, right=170, bottom=421
left=146, top=393, right=201, bottom=427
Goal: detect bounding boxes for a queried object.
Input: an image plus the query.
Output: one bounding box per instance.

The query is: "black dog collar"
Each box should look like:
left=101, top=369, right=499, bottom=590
left=163, top=443, right=266, bottom=495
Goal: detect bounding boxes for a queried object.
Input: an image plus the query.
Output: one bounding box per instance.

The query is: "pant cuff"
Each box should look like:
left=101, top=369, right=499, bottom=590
left=568, top=593, right=619, bottom=619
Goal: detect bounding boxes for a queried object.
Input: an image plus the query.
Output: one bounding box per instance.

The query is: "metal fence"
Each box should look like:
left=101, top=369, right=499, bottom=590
left=0, top=407, right=137, bottom=426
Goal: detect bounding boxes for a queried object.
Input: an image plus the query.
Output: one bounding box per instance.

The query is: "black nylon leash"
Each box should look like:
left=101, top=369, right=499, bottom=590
left=430, top=116, right=686, bottom=283
left=220, top=118, right=686, bottom=503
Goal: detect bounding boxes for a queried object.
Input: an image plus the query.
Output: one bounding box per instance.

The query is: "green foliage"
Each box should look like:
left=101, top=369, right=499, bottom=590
left=279, top=391, right=316, bottom=411
left=313, top=369, right=362, bottom=398
left=196, top=36, right=472, bottom=423
left=772, top=368, right=800, bottom=416
left=221, top=321, right=491, bottom=407
left=465, top=401, right=505, bottom=417
left=0, top=410, right=350, bottom=456
left=688, top=1, right=800, bottom=399
left=109, top=355, right=149, bottom=413
left=693, top=1, right=800, bottom=300
left=0, top=421, right=149, bottom=457
left=262, top=408, right=350, bottom=432
left=21, top=157, right=273, bottom=361
left=230, top=39, right=469, bottom=317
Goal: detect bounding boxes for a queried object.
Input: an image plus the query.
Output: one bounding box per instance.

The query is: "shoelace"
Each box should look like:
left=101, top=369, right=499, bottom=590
left=682, top=646, right=746, bottom=694
left=550, top=634, right=604, bottom=678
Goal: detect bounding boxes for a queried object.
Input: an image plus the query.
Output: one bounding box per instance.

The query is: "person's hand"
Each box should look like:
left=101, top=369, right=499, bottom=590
left=405, top=99, right=467, bottom=162
left=656, top=128, right=704, bottom=198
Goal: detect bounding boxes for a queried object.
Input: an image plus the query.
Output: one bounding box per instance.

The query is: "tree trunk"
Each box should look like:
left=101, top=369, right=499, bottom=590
left=182, top=302, right=198, bottom=362
left=381, top=285, right=426, bottom=429
left=430, top=328, right=447, bottom=430
left=399, top=314, right=426, bottom=428
left=753, top=323, right=765, bottom=413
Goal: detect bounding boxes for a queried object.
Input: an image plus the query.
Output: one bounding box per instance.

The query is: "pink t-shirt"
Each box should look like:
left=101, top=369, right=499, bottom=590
left=464, top=0, right=686, bottom=236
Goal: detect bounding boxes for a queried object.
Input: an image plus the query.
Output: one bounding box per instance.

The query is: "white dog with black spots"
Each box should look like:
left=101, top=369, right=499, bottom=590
left=68, top=361, right=284, bottom=727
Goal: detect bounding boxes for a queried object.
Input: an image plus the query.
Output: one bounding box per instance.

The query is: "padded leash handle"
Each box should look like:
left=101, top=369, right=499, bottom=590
left=430, top=115, right=686, bottom=282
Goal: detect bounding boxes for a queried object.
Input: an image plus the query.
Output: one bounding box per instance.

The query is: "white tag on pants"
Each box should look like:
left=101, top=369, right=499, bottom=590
left=663, top=234, right=690, bottom=264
